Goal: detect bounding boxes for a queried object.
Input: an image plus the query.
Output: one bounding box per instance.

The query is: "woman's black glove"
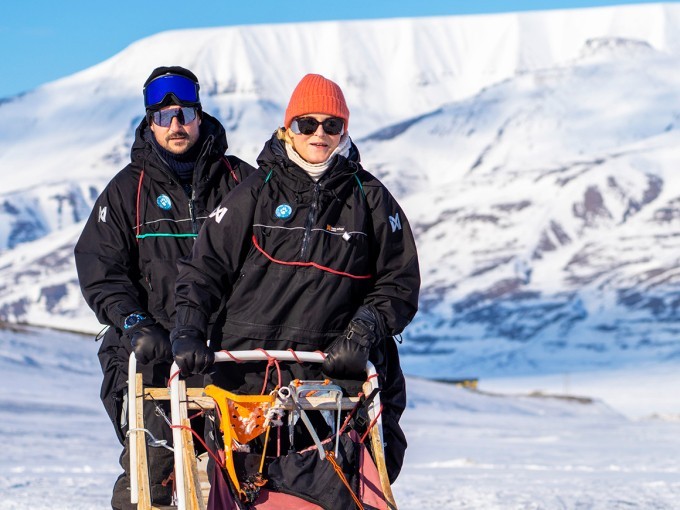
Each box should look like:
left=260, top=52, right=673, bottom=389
left=170, top=327, right=215, bottom=377
left=129, top=322, right=173, bottom=365
left=323, top=306, right=385, bottom=380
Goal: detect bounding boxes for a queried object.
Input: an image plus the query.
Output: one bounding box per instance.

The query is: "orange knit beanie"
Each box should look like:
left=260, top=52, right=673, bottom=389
left=284, top=74, right=350, bottom=130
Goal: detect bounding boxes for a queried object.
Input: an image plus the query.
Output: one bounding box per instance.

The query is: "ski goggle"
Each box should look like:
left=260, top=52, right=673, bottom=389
left=290, top=117, right=345, bottom=136
left=144, top=74, right=200, bottom=109
left=151, top=107, right=198, bottom=127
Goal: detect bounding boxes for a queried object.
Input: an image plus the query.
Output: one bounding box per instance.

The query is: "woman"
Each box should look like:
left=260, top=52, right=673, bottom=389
left=171, top=74, right=420, bottom=482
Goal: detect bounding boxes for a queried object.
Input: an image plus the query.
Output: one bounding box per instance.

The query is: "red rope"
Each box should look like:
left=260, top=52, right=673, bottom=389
left=170, top=423, right=225, bottom=468
left=337, top=392, right=364, bottom=436
left=260, top=359, right=282, bottom=395
left=251, top=235, right=372, bottom=279
left=221, top=156, right=239, bottom=183
left=360, top=404, right=383, bottom=444
left=219, top=348, right=326, bottom=362
left=286, top=348, right=302, bottom=363
left=167, top=369, right=181, bottom=387
left=255, top=347, right=272, bottom=358
left=326, top=451, right=365, bottom=510
left=220, top=350, right=246, bottom=363
left=254, top=349, right=282, bottom=395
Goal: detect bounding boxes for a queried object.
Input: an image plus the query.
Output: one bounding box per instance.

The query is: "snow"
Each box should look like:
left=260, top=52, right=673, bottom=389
left=2, top=326, right=679, bottom=509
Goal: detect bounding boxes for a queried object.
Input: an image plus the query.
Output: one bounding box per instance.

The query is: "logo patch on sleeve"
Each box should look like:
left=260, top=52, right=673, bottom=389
left=156, top=194, right=172, bottom=210
left=275, top=203, right=293, bottom=219
left=389, top=213, right=402, bottom=232
left=98, top=206, right=107, bottom=223
left=209, top=205, right=228, bottom=223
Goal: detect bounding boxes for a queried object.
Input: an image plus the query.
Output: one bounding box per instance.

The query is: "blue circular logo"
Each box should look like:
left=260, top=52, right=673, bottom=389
left=275, top=203, right=293, bottom=219
left=157, top=194, right=172, bottom=210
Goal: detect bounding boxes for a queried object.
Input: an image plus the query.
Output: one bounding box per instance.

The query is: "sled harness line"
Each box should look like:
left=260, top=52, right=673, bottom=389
left=170, top=422, right=226, bottom=468
left=336, top=387, right=380, bottom=438
left=254, top=348, right=283, bottom=395
left=360, top=403, right=383, bottom=444
left=326, top=450, right=365, bottom=510
left=251, top=234, right=373, bottom=279
left=168, top=368, right=180, bottom=387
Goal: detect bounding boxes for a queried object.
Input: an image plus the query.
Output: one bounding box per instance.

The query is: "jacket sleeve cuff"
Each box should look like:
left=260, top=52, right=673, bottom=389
left=109, top=303, right=147, bottom=331
left=175, top=305, right=208, bottom=333
left=352, top=304, right=387, bottom=339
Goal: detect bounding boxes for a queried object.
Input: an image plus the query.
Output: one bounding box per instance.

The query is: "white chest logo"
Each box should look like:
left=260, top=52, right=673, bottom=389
left=389, top=213, right=402, bottom=232
left=98, top=206, right=107, bottom=223
left=210, top=205, right=228, bottom=223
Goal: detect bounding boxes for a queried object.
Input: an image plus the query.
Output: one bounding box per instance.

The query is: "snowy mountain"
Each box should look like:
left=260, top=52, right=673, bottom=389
left=1, top=3, right=680, bottom=378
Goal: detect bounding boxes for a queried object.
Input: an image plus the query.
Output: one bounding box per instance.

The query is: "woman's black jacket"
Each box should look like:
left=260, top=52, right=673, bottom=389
left=174, top=133, right=420, bottom=351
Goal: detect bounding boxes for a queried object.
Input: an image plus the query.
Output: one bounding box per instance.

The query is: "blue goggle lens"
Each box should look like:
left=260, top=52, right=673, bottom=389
left=144, top=74, right=200, bottom=108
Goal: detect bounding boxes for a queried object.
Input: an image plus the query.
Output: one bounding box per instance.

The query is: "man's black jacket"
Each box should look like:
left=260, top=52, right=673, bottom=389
left=75, top=113, right=255, bottom=332
left=74, top=113, right=255, bottom=441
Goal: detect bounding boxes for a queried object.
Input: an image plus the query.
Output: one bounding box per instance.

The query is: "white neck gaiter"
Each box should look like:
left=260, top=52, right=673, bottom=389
left=286, top=134, right=352, bottom=182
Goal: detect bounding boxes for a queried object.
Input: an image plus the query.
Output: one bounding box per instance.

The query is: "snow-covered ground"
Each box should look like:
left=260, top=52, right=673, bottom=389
left=1, top=326, right=679, bottom=509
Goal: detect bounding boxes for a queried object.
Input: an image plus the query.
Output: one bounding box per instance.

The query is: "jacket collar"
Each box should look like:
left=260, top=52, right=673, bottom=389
left=256, top=132, right=362, bottom=190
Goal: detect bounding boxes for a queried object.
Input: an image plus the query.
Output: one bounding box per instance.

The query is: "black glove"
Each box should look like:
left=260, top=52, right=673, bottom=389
left=129, top=322, right=173, bottom=365
left=170, top=327, right=215, bottom=377
left=323, top=306, right=384, bottom=380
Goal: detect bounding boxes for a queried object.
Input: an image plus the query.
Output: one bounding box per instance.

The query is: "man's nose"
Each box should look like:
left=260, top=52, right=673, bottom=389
left=169, top=115, right=183, bottom=130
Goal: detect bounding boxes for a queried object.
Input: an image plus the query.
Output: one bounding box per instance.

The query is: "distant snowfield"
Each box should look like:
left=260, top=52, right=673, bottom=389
left=1, top=327, right=679, bottom=509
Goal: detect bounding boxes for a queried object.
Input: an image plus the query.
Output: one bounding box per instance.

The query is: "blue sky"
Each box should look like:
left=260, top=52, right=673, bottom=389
left=1, top=0, right=675, bottom=98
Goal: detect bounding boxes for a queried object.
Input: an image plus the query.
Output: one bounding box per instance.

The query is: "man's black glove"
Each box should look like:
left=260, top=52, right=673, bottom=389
left=323, top=305, right=385, bottom=380
left=129, top=322, right=173, bottom=365
left=170, top=327, right=215, bottom=377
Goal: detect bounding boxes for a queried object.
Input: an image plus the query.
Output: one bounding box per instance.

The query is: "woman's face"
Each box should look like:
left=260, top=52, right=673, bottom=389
left=290, top=113, right=343, bottom=164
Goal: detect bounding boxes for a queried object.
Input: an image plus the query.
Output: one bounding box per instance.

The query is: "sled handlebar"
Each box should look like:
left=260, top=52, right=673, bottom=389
left=213, top=349, right=327, bottom=364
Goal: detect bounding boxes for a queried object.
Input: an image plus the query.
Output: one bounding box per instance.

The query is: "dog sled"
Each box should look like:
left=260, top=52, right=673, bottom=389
left=127, top=350, right=398, bottom=509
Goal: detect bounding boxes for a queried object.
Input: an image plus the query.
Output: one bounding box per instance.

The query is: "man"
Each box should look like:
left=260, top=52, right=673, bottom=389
left=74, top=66, right=255, bottom=509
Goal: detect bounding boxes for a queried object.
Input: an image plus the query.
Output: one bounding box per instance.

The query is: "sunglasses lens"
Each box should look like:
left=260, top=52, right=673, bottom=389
left=144, top=74, right=200, bottom=108
left=294, top=117, right=320, bottom=135
left=322, top=117, right=344, bottom=135
left=152, top=107, right=197, bottom=127
left=292, top=117, right=344, bottom=135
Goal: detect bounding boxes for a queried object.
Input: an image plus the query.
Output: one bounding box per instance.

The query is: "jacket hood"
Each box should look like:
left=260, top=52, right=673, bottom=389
left=130, top=111, right=229, bottom=179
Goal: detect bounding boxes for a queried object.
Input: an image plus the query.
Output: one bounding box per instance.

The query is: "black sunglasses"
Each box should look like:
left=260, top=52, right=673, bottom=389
left=291, top=116, right=344, bottom=136
left=151, top=107, right=198, bottom=128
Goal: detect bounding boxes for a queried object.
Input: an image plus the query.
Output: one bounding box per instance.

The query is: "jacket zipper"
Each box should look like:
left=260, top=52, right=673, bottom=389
left=300, top=183, right=320, bottom=260
left=189, top=187, right=198, bottom=234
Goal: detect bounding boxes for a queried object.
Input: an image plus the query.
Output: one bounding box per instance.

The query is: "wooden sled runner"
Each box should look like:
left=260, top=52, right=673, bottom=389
left=128, top=350, right=399, bottom=510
